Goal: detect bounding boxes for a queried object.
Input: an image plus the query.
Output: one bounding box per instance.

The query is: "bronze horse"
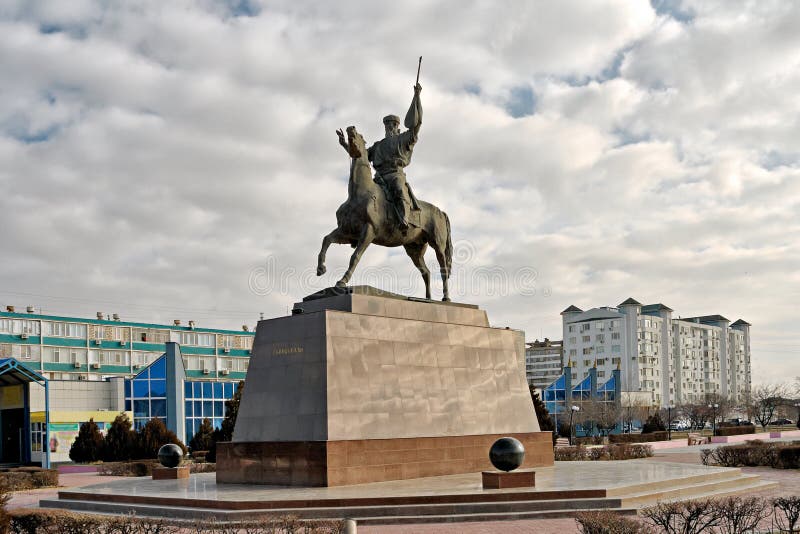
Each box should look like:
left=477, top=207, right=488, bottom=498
left=316, top=126, right=453, bottom=301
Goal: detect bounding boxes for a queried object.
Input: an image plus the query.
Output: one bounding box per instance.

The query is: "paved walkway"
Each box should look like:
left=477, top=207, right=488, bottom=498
left=7, top=441, right=798, bottom=534
left=6, top=472, right=129, bottom=510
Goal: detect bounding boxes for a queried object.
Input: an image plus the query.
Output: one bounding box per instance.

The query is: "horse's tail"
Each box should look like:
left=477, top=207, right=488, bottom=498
left=444, top=211, right=452, bottom=278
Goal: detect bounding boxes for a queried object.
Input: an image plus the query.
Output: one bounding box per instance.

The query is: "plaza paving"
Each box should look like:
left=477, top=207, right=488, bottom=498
left=7, top=440, right=799, bottom=533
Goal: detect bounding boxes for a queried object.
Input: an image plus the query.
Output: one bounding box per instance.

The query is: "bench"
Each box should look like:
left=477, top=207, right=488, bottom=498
left=688, top=433, right=710, bottom=446
left=555, top=438, right=571, bottom=448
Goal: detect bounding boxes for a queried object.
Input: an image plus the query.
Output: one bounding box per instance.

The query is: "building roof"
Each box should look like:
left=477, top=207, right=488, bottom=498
left=618, top=297, right=642, bottom=306
left=565, top=307, right=624, bottom=324
left=0, top=310, right=255, bottom=336
left=731, top=319, right=751, bottom=327
left=681, top=314, right=730, bottom=325
left=641, top=303, right=674, bottom=312
left=560, top=305, right=583, bottom=314
left=0, top=358, right=47, bottom=387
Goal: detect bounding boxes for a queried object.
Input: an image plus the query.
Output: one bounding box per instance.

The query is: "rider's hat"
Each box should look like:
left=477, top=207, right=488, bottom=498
left=382, top=114, right=401, bottom=125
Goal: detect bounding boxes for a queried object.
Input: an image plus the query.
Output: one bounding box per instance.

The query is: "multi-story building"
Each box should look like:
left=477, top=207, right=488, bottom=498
left=525, top=338, right=563, bottom=391
left=0, top=307, right=255, bottom=465
left=561, top=299, right=751, bottom=407
left=0, top=306, right=254, bottom=381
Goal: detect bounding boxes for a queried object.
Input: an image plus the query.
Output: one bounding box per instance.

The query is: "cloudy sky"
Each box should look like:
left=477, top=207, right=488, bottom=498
left=1, top=0, right=798, bottom=386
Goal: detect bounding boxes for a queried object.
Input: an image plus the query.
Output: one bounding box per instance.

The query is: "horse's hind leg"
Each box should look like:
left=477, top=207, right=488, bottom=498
left=317, top=228, right=347, bottom=276
left=336, top=225, right=375, bottom=287
left=431, top=242, right=450, bottom=302
left=404, top=243, right=431, bottom=300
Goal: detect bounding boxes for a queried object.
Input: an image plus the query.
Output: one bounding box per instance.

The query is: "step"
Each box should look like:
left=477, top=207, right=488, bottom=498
left=620, top=475, right=778, bottom=507
left=41, top=496, right=625, bottom=521
left=605, top=465, right=743, bottom=497
left=638, top=480, right=780, bottom=506
left=355, top=507, right=640, bottom=526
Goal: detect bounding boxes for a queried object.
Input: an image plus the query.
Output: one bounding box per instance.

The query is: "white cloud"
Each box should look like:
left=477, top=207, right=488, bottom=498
left=0, top=0, right=798, bottom=386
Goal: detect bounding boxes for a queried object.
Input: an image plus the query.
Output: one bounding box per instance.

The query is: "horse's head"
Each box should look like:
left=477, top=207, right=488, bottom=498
left=346, top=126, right=367, bottom=160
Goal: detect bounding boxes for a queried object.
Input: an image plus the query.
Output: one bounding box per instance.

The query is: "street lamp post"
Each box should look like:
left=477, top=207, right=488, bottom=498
left=569, top=405, right=580, bottom=445
left=708, top=403, right=719, bottom=436
left=665, top=405, right=670, bottom=440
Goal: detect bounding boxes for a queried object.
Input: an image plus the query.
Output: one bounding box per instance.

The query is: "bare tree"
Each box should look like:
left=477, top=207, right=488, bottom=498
left=581, top=398, right=622, bottom=437
left=750, top=383, right=789, bottom=430
left=621, top=396, right=650, bottom=432
left=681, top=403, right=711, bottom=430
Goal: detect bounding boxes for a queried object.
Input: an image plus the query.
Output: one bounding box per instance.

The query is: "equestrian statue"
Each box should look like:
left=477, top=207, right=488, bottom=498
left=316, top=59, right=453, bottom=301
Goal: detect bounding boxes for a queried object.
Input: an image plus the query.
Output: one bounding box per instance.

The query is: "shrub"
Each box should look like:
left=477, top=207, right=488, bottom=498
left=207, top=381, right=244, bottom=462
left=702, top=441, right=800, bottom=469
left=102, top=412, right=137, bottom=462
left=555, top=444, right=652, bottom=462
left=714, top=424, right=756, bottom=437
left=189, top=462, right=216, bottom=474
left=8, top=508, right=346, bottom=533
left=773, top=496, right=800, bottom=533
left=135, top=418, right=186, bottom=460
left=189, top=418, right=215, bottom=453
left=641, top=414, right=666, bottom=434
left=713, top=496, right=769, bottom=534
left=0, top=468, right=58, bottom=491
left=98, top=461, right=158, bottom=477
left=608, top=444, right=653, bottom=460
left=69, top=419, right=104, bottom=463
left=641, top=499, right=719, bottom=534
left=575, top=510, right=643, bottom=533
left=0, top=482, right=10, bottom=534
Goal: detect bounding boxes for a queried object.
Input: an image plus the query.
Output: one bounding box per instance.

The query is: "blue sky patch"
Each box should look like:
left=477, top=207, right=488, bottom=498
left=650, top=0, right=694, bottom=23
left=505, top=86, right=536, bottom=118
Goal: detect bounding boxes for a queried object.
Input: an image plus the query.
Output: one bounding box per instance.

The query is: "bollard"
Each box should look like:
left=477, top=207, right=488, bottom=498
left=343, top=518, right=357, bottom=534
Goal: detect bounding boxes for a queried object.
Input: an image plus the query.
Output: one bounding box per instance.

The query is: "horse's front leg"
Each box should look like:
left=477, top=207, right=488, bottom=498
left=336, top=225, right=375, bottom=287
left=317, top=228, right=344, bottom=276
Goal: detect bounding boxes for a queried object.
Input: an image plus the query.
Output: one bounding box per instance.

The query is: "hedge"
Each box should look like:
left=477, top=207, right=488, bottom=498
left=555, top=444, right=653, bottom=462
left=97, top=460, right=216, bottom=477
left=575, top=510, right=643, bottom=533
left=0, top=468, right=58, bottom=491
left=609, top=431, right=668, bottom=444
left=8, top=509, right=346, bottom=534
left=714, top=424, right=756, bottom=436
left=701, top=440, right=800, bottom=469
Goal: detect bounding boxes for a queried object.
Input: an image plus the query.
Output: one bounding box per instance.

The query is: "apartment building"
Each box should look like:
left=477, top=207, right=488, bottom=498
left=525, top=338, right=563, bottom=390
left=561, top=299, right=751, bottom=407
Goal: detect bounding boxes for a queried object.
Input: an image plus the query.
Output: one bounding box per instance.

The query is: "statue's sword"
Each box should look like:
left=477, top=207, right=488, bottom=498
left=416, top=56, right=422, bottom=85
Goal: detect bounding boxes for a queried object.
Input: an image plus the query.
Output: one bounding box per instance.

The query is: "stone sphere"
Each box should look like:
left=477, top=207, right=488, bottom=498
left=157, top=443, right=183, bottom=468
left=489, top=437, right=525, bottom=472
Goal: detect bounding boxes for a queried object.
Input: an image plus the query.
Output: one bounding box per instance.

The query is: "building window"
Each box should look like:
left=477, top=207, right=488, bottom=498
left=582, top=335, right=590, bottom=342
left=184, top=380, right=237, bottom=437
left=125, top=356, right=168, bottom=430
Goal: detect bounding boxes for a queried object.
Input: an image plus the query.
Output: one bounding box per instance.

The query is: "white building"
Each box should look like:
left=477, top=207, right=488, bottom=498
left=525, top=339, right=563, bottom=390
left=561, top=299, right=751, bottom=407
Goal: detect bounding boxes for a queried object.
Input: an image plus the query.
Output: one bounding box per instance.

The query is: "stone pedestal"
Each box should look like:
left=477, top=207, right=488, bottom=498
left=482, top=469, right=536, bottom=489
left=217, top=286, right=554, bottom=486
left=152, top=466, right=190, bottom=480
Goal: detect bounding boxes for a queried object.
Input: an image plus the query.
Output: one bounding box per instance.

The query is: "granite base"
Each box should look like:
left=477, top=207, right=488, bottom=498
left=216, top=432, right=553, bottom=486
left=482, top=469, right=535, bottom=489
left=153, top=466, right=190, bottom=480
